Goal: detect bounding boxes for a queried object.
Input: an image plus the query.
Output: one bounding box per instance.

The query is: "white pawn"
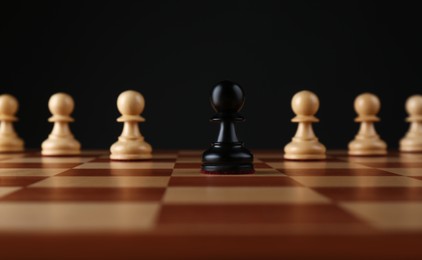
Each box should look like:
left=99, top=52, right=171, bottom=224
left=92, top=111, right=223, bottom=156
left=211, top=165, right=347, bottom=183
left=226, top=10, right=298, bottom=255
left=400, top=95, right=422, bottom=152
left=41, top=93, right=81, bottom=156
left=284, top=90, right=326, bottom=160
left=110, top=90, right=152, bottom=160
left=348, top=93, right=387, bottom=156
left=0, top=94, right=24, bottom=152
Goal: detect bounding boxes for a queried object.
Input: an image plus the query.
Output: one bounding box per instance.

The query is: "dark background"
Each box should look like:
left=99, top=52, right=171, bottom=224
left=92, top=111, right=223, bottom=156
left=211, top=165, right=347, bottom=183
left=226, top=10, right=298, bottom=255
left=0, top=1, right=421, bottom=150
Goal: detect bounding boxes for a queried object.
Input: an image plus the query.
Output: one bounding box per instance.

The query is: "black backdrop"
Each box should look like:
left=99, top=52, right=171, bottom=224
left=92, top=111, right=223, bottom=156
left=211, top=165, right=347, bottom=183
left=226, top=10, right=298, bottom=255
left=0, top=1, right=421, bottom=149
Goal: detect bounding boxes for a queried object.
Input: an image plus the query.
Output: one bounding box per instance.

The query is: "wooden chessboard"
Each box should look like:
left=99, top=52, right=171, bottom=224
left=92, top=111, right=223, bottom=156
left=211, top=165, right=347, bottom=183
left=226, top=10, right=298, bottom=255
left=0, top=150, right=422, bottom=259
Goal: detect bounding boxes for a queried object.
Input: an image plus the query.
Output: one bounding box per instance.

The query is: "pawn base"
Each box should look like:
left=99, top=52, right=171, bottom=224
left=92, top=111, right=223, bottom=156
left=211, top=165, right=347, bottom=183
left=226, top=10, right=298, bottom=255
left=201, top=164, right=255, bottom=175
left=284, top=153, right=326, bottom=160
left=201, top=142, right=254, bottom=175
left=110, top=153, right=153, bottom=161
left=284, top=138, right=326, bottom=161
left=42, top=149, right=81, bottom=156
left=110, top=138, right=152, bottom=161
left=0, top=136, right=24, bottom=153
left=348, top=137, right=387, bottom=156
left=41, top=136, right=81, bottom=156
left=400, top=137, right=422, bottom=153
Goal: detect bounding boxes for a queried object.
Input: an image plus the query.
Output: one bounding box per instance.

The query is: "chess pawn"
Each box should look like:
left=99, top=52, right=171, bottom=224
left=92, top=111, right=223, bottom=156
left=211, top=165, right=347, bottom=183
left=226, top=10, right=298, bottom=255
left=41, top=93, right=81, bottom=156
left=400, top=95, right=422, bottom=152
left=110, top=90, right=152, bottom=160
left=201, top=81, right=254, bottom=174
left=348, top=93, right=387, bottom=156
left=284, top=90, right=326, bottom=160
left=0, top=94, right=24, bottom=152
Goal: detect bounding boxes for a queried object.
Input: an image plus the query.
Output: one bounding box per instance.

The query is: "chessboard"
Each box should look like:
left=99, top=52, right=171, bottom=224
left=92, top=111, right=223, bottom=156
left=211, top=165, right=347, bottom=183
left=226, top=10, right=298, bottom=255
left=1, top=150, right=422, bottom=259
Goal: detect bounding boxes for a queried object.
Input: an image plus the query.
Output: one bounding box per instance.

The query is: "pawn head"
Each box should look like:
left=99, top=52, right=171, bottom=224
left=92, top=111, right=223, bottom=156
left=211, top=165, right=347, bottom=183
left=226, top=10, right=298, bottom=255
left=0, top=94, right=19, bottom=116
left=291, top=90, right=319, bottom=116
left=48, top=93, right=74, bottom=116
left=406, top=94, right=422, bottom=116
left=210, top=81, right=245, bottom=114
left=117, top=90, right=145, bottom=116
left=354, top=93, right=380, bottom=116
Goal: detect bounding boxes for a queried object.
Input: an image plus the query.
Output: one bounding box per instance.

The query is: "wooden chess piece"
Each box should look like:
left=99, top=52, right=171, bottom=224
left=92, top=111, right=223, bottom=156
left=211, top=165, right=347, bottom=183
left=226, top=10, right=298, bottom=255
left=284, top=90, right=326, bottom=160
left=201, top=81, right=254, bottom=174
left=41, top=93, right=81, bottom=156
left=110, top=90, right=152, bottom=160
left=0, top=94, right=24, bottom=152
left=400, top=95, right=422, bottom=152
left=348, top=93, right=387, bottom=156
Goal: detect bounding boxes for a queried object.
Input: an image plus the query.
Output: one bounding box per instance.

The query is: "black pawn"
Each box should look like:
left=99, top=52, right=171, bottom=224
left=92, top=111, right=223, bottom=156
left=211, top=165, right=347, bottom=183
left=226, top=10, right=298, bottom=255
left=201, top=80, right=254, bottom=174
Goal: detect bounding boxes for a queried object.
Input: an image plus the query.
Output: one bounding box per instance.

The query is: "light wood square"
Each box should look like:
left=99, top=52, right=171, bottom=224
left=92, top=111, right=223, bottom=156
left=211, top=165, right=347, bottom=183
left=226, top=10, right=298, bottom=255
left=75, top=162, right=175, bottom=169
left=2, top=157, right=94, bottom=163
left=346, top=157, right=416, bottom=163
left=163, top=187, right=330, bottom=204
left=0, top=202, right=159, bottom=231
left=0, top=187, right=21, bottom=197
left=381, top=168, right=422, bottom=177
left=341, top=202, right=422, bottom=231
left=290, top=176, right=422, bottom=187
left=267, top=162, right=369, bottom=169
left=0, top=168, right=68, bottom=176
left=30, top=176, right=170, bottom=188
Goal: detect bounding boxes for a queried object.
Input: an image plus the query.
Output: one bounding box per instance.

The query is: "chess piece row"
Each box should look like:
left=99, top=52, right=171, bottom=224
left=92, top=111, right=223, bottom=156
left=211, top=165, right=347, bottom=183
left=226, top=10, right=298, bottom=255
left=0, top=91, right=151, bottom=160
left=0, top=82, right=421, bottom=163
left=280, top=90, right=422, bottom=159
left=201, top=82, right=421, bottom=174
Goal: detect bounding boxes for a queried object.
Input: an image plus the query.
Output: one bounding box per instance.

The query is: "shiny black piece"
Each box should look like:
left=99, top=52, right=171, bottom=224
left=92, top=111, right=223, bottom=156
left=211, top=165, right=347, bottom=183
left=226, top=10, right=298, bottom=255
left=201, top=81, right=254, bottom=174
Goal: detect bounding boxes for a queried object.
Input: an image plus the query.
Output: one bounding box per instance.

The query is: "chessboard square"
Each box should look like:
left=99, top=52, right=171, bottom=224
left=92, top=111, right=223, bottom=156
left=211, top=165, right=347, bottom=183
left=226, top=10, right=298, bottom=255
left=341, top=202, right=422, bottom=231
left=90, top=158, right=176, bottom=163
left=0, top=163, right=82, bottom=169
left=279, top=168, right=397, bottom=176
left=168, top=176, right=301, bottom=187
left=75, top=162, right=175, bottom=169
left=382, top=168, right=422, bottom=177
left=359, top=162, right=422, bottom=168
left=158, top=204, right=363, bottom=225
left=0, top=176, right=47, bottom=186
left=0, top=187, right=21, bottom=197
left=267, top=162, right=369, bottom=169
left=171, top=168, right=284, bottom=177
left=174, top=162, right=270, bottom=169
left=163, top=187, right=330, bottom=204
left=1, top=187, right=165, bottom=201
left=57, top=169, right=173, bottom=176
left=0, top=202, right=160, bottom=231
left=0, top=168, right=69, bottom=177
left=0, top=154, right=25, bottom=161
left=1, top=157, right=95, bottom=163
left=254, top=169, right=286, bottom=176
left=253, top=163, right=272, bottom=168
left=344, top=157, right=388, bottom=163
left=174, top=163, right=201, bottom=169
left=171, top=169, right=202, bottom=176
left=346, top=156, right=422, bottom=163
left=291, top=176, right=422, bottom=187
left=29, top=176, right=170, bottom=188
left=315, top=187, right=422, bottom=201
